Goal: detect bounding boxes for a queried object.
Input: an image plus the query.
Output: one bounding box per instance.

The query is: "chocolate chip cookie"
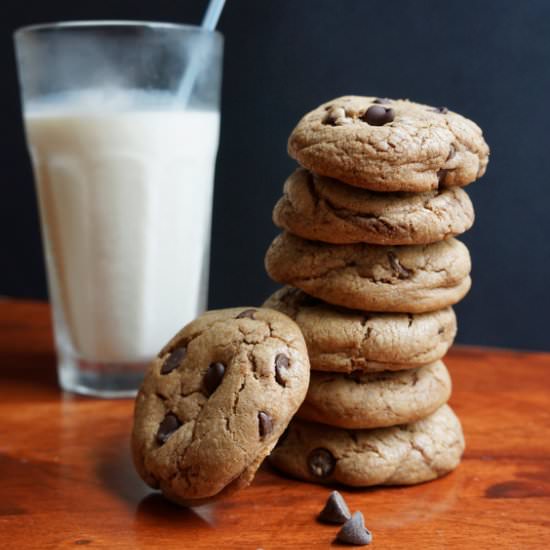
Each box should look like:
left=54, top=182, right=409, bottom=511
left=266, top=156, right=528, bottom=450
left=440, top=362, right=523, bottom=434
left=273, top=168, right=475, bottom=245
left=269, top=404, right=464, bottom=487
left=264, top=287, right=456, bottom=372
left=265, top=233, right=471, bottom=313
left=297, top=361, right=451, bottom=429
left=131, top=307, right=310, bottom=505
left=288, top=96, right=489, bottom=192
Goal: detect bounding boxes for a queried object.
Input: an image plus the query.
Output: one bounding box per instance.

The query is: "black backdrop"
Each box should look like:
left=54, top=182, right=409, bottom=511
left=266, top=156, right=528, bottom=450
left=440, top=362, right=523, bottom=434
left=2, top=0, right=550, bottom=350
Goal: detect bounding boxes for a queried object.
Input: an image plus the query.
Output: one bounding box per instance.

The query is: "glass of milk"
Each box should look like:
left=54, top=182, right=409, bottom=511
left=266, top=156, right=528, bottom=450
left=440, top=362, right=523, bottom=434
left=14, top=21, right=223, bottom=397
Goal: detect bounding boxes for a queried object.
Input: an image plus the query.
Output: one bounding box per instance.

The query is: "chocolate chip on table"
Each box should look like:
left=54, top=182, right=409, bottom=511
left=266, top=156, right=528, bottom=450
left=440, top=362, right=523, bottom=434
left=362, top=105, right=394, bottom=126
left=388, top=251, right=413, bottom=279
left=373, top=97, right=392, bottom=104
left=156, top=413, right=182, bottom=445
left=204, top=362, right=226, bottom=395
left=258, top=411, right=273, bottom=438
left=308, top=448, right=336, bottom=478
left=160, top=347, right=187, bottom=375
left=430, top=106, right=449, bottom=114
left=275, top=353, right=290, bottom=386
left=318, top=490, right=351, bottom=524
left=336, top=511, right=372, bottom=546
left=236, top=309, right=256, bottom=319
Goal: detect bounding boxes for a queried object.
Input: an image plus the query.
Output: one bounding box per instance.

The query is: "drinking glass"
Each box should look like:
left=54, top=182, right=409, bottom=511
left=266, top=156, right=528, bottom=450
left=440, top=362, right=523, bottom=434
left=14, top=21, right=223, bottom=397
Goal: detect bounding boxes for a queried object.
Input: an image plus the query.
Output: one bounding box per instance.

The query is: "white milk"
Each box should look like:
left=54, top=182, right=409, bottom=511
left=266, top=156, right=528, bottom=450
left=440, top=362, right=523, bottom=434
left=25, top=92, right=220, bottom=363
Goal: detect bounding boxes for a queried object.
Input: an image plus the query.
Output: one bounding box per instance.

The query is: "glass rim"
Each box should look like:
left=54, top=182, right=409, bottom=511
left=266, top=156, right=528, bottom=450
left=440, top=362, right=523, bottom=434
left=15, top=20, right=222, bottom=39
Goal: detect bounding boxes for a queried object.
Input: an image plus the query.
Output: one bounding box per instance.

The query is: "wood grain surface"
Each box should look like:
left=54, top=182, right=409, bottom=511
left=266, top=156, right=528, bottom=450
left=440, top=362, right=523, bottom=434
left=1, top=300, right=549, bottom=549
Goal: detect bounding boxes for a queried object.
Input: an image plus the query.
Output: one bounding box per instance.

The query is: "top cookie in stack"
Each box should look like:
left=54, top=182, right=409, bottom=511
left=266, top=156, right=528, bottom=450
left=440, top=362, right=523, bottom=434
left=287, top=95, right=488, bottom=193
left=263, top=95, right=489, bottom=488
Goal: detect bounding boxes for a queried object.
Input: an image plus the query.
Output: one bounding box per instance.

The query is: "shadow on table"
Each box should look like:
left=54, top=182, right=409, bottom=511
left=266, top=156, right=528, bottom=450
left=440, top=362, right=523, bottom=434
left=94, top=431, right=147, bottom=504
left=136, top=493, right=213, bottom=527
left=94, top=430, right=213, bottom=530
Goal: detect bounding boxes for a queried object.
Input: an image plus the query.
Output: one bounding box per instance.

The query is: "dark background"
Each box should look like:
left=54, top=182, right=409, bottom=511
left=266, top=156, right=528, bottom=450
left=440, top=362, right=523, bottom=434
left=2, top=0, right=549, bottom=350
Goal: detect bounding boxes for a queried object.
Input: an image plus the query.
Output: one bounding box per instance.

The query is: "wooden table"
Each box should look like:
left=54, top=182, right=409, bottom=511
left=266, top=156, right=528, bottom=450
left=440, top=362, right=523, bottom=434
left=1, top=300, right=549, bottom=549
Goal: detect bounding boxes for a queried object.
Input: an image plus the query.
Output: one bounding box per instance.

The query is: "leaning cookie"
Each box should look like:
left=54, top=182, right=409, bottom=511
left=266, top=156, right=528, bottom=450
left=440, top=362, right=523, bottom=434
left=131, top=307, right=310, bottom=506
left=297, top=361, right=452, bottom=429
left=269, top=404, right=464, bottom=487
left=288, top=96, right=489, bottom=192
left=273, top=168, right=475, bottom=245
left=265, top=232, right=471, bottom=313
left=264, top=287, right=456, bottom=372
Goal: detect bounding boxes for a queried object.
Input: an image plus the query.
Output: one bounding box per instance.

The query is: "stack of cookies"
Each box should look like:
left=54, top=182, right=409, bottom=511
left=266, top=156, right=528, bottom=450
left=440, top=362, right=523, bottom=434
left=263, top=96, right=489, bottom=487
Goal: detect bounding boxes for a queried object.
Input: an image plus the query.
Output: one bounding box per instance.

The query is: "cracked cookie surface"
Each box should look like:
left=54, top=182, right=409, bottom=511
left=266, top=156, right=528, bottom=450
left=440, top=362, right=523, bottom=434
left=269, top=404, right=464, bottom=486
left=297, top=361, right=451, bottom=429
left=131, top=307, right=310, bottom=505
left=264, top=287, right=456, bottom=372
left=288, top=96, right=489, bottom=192
left=265, top=232, right=471, bottom=313
left=273, top=168, right=475, bottom=245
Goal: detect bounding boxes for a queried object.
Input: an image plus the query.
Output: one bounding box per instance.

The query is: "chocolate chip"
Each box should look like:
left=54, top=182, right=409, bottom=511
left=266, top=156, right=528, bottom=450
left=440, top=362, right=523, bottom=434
left=430, top=106, right=449, bottom=114
left=319, top=490, right=351, bottom=524
left=437, top=168, right=448, bottom=184
left=236, top=308, right=256, bottom=319
left=362, top=105, right=394, bottom=126
left=160, top=347, right=186, bottom=375
left=336, top=511, right=372, bottom=546
left=373, top=97, right=392, bottom=104
left=308, top=448, right=335, bottom=478
left=388, top=251, right=412, bottom=279
left=156, top=413, right=182, bottom=445
left=258, top=411, right=273, bottom=438
left=274, top=353, right=290, bottom=386
left=204, top=362, right=225, bottom=395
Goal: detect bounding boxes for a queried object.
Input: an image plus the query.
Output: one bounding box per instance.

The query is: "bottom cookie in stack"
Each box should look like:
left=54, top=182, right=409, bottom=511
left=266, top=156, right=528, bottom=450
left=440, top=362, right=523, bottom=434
left=269, top=404, right=464, bottom=487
